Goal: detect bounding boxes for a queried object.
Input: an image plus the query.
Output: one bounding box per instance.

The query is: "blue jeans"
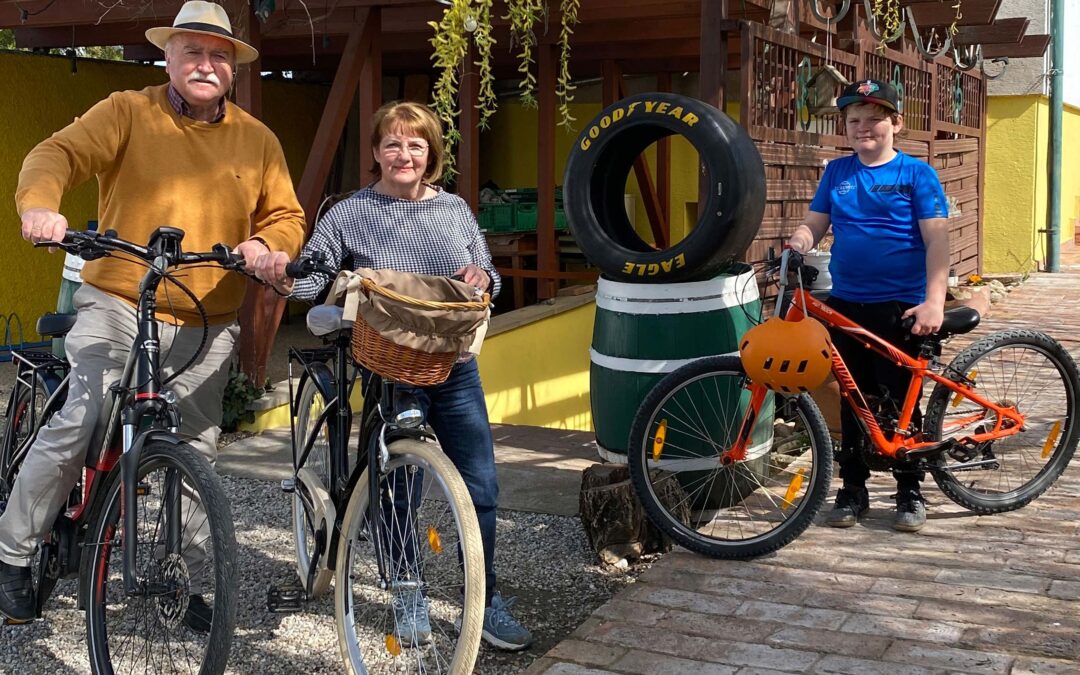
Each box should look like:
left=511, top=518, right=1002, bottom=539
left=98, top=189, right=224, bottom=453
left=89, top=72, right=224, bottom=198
left=392, top=359, right=499, bottom=604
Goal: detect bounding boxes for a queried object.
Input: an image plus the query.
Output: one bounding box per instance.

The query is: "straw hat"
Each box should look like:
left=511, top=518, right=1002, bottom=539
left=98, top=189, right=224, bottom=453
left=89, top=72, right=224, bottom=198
left=146, top=1, right=259, bottom=64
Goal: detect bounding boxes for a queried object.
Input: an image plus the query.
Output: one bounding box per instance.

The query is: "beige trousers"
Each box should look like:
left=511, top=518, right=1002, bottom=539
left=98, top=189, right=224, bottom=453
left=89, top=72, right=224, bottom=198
left=0, top=285, right=237, bottom=572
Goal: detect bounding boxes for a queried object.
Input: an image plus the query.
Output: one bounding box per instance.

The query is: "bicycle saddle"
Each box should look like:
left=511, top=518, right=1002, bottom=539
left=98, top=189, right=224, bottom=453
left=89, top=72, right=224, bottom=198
left=935, top=306, right=980, bottom=338
left=306, top=304, right=353, bottom=337
left=36, top=312, right=77, bottom=338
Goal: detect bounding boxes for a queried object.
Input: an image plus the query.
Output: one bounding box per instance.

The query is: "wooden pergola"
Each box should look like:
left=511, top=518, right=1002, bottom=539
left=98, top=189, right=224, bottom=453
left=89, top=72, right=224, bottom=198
left=1, top=0, right=1048, bottom=381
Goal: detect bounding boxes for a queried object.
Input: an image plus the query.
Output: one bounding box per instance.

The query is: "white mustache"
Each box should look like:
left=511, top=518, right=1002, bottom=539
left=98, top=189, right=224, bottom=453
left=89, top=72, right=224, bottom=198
left=188, top=73, right=220, bottom=86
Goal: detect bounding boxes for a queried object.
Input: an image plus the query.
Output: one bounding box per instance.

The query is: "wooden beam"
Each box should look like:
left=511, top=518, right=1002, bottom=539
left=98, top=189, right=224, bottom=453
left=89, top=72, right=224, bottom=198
left=982, top=34, right=1051, bottom=58
left=357, top=7, right=382, bottom=185
left=954, top=17, right=1029, bottom=46
left=0, top=0, right=429, bottom=28
left=458, top=40, right=480, bottom=213
left=904, top=0, right=1002, bottom=27
left=537, top=43, right=558, bottom=301
left=296, top=10, right=373, bottom=223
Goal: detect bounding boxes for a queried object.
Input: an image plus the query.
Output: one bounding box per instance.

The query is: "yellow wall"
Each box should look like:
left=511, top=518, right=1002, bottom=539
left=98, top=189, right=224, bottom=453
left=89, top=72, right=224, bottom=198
left=477, top=302, right=595, bottom=431
left=984, top=95, right=1080, bottom=273
left=0, top=51, right=326, bottom=340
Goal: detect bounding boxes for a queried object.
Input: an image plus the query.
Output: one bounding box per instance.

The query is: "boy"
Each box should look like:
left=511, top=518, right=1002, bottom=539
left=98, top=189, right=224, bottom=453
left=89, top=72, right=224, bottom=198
left=786, top=79, right=949, bottom=532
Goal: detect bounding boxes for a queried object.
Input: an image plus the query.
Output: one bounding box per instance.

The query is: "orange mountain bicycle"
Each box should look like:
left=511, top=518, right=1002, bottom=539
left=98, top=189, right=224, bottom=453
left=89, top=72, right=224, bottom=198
left=627, top=248, right=1080, bottom=559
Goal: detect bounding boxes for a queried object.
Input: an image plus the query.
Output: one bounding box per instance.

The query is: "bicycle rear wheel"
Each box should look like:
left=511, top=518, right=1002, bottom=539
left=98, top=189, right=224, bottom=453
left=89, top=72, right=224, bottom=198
left=335, top=437, right=484, bottom=674
left=925, top=329, right=1080, bottom=512
left=0, top=379, right=49, bottom=498
left=627, top=355, right=832, bottom=559
left=292, top=377, right=336, bottom=597
left=85, top=440, right=237, bottom=675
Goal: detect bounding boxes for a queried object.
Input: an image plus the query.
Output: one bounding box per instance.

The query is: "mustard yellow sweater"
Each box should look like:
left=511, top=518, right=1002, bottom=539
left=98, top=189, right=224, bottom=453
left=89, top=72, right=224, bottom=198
left=16, top=84, right=306, bottom=324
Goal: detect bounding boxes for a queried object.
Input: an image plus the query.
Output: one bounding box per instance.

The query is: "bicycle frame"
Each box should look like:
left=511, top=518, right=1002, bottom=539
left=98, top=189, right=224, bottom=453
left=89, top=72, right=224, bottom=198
left=730, top=267, right=1026, bottom=465
left=290, top=336, right=432, bottom=592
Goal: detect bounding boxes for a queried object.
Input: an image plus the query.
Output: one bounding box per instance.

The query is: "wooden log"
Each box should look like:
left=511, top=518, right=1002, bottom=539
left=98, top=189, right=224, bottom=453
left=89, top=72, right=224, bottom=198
left=578, top=463, right=689, bottom=564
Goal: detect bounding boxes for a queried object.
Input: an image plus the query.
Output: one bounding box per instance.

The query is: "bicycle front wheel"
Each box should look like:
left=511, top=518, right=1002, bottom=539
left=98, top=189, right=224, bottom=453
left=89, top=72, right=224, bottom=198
left=292, top=377, right=335, bottom=598
left=924, top=329, right=1080, bottom=512
left=85, top=440, right=238, bottom=675
left=627, top=355, right=832, bottom=559
left=335, top=437, right=484, bottom=674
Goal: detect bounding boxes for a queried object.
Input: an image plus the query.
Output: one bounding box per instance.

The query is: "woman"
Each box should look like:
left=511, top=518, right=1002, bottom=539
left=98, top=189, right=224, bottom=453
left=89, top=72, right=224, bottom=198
left=280, top=101, right=532, bottom=650
left=786, top=79, right=950, bottom=533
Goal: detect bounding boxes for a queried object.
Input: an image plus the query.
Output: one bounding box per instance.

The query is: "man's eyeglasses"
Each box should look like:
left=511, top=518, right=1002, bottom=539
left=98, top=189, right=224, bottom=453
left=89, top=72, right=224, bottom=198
left=380, top=139, right=429, bottom=157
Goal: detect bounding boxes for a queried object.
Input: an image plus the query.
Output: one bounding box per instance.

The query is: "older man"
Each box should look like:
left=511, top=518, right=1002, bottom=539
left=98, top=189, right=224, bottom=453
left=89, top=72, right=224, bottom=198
left=1, top=1, right=304, bottom=624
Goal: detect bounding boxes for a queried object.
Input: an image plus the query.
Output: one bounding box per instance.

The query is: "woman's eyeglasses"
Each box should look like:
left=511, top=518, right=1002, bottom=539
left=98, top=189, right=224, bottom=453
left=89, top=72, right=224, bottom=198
left=380, top=139, right=429, bottom=157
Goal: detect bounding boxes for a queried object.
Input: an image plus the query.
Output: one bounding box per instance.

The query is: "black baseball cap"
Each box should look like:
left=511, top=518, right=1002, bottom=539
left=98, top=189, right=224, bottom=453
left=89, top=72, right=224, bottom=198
left=837, top=79, right=900, bottom=112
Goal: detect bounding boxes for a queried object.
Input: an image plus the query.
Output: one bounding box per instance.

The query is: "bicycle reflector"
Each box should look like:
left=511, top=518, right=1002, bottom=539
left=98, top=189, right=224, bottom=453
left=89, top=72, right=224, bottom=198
left=739, top=316, right=833, bottom=393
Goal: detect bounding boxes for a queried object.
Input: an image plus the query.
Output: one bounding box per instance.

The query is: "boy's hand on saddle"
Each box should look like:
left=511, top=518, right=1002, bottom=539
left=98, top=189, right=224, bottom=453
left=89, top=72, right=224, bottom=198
left=902, top=302, right=944, bottom=336
left=21, top=207, right=68, bottom=251
left=236, top=238, right=291, bottom=287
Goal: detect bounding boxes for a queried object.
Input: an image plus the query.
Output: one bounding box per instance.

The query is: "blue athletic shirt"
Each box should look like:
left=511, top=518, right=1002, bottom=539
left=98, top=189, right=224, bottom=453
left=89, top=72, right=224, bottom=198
left=808, top=150, right=948, bottom=304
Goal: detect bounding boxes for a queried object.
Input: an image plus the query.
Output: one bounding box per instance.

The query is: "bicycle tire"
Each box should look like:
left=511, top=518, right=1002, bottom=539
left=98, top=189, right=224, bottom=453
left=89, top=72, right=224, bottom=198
left=85, top=439, right=237, bottom=675
left=924, top=329, right=1080, bottom=513
left=292, top=378, right=335, bottom=598
left=335, top=437, right=484, bottom=675
left=627, top=355, right=832, bottom=559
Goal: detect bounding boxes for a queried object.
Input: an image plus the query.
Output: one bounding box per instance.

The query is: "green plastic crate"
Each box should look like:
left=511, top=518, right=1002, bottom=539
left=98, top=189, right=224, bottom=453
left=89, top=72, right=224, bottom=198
left=479, top=203, right=515, bottom=232
left=513, top=203, right=537, bottom=232
left=511, top=204, right=569, bottom=232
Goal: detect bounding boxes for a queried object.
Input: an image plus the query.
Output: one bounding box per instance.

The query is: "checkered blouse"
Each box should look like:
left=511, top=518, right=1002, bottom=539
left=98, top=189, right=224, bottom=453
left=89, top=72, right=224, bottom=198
left=290, top=185, right=501, bottom=302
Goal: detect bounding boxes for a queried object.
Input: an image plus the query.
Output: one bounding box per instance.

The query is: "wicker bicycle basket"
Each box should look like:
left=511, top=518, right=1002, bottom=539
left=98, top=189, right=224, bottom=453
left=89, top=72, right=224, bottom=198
left=345, top=273, right=491, bottom=387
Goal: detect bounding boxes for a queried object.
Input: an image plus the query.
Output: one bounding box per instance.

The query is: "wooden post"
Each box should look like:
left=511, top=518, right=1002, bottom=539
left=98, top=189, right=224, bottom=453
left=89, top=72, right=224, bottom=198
left=233, top=1, right=277, bottom=386
left=700, top=0, right=727, bottom=215
left=458, top=40, right=480, bottom=213
left=537, top=43, right=558, bottom=300
left=233, top=4, right=262, bottom=118
left=358, top=7, right=382, bottom=182
left=657, top=72, right=671, bottom=240
left=296, top=10, right=373, bottom=222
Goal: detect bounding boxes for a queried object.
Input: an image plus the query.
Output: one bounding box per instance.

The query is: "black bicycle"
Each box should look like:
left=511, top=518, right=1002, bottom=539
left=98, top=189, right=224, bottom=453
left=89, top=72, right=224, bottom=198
left=1, top=227, right=244, bottom=674
left=279, top=252, right=484, bottom=674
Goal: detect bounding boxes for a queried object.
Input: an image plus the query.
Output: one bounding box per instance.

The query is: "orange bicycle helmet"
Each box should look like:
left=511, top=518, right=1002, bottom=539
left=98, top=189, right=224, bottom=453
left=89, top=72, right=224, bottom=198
left=739, top=316, right=833, bottom=393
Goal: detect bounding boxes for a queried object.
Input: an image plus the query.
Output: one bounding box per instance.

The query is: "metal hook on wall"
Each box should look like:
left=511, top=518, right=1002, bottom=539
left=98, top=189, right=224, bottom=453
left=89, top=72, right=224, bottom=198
left=953, top=43, right=983, bottom=71
left=907, top=6, right=952, bottom=61
left=983, top=56, right=1009, bottom=80
left=809, top=0, right=851, bottom=24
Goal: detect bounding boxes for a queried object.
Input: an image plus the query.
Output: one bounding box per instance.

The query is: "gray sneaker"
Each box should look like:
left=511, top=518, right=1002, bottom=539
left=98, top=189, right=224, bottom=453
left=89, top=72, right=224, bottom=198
left=825, top=485, right=869, bottom=528
left=393, top=588, right=432, bottom=647
left=893, top=492, right=927, bottom=532
left=482, top=592, right=533, bottom=651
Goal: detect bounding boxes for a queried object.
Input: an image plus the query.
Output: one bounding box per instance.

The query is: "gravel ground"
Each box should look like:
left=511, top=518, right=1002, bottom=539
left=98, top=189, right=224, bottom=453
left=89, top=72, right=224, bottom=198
left=0, top=471, right=649, bottom=674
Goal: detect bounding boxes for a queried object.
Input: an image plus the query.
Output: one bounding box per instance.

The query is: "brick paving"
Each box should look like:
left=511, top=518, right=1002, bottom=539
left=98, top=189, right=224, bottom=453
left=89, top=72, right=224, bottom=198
left=527, top=247, right=1080, bottom=675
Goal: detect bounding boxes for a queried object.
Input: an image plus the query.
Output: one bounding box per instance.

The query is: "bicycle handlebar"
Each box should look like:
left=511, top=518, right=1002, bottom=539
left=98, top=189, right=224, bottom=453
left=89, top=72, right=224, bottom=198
left=38, top=228, right=248, bottom=273
left=285, top=251, right=337, bottom=280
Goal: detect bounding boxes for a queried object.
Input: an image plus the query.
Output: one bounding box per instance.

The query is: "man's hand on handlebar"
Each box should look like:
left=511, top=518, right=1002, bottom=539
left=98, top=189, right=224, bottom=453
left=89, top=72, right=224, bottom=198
left=236, top=238, right=291, bottom=289
left=21, top=208, right=68, bottom=252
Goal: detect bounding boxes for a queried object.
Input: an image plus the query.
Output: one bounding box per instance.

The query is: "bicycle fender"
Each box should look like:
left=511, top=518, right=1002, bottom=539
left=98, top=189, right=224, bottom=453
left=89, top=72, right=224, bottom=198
left=294, top=360, right=336, bottom=418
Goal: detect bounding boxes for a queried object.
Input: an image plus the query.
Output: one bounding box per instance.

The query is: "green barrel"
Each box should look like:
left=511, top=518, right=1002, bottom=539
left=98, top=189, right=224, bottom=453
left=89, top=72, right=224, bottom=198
left=590, top=265, right=761, bottom=463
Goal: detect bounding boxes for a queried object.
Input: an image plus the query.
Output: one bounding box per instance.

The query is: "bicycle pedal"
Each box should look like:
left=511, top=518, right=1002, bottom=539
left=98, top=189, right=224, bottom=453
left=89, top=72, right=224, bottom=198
left=280, top=478, right=295, bottom=494
left=266, top=583, right=306, bottom=613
